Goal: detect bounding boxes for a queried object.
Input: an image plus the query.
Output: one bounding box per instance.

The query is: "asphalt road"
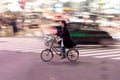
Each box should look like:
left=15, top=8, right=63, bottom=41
left=0, top=37, right=120, bottom=80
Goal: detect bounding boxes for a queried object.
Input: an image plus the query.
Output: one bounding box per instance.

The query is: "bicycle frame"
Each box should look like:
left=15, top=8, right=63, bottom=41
left=47, top=35, right=61, bottom=55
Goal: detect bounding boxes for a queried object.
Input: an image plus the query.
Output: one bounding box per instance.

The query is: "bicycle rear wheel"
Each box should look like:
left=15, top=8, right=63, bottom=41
left=40, top=49, right=53, bottom=62
left=66, top=48, right=79, bottom=62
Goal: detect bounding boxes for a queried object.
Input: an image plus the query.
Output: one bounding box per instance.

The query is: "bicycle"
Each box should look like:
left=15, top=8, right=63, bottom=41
left=40, top=34, right=79, bottom=62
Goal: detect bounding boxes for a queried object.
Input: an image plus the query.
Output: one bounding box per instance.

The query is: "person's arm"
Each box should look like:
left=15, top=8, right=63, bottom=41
left=55, top=29, right=63, bottom=37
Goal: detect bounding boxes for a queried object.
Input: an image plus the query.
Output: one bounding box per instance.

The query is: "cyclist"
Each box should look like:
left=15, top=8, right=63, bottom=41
left=56, top=20, right=76, bottom=59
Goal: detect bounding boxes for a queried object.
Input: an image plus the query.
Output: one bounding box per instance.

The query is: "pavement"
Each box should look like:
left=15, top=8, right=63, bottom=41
left=0, top=50, right=119, bottom=80
left=0, top=37, right=120, bottom=80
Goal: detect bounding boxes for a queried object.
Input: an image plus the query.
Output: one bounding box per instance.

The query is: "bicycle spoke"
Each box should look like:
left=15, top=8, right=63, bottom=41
left=40, top=49, right=53, bottom=62
left=67, top=48, right=79, bottom=62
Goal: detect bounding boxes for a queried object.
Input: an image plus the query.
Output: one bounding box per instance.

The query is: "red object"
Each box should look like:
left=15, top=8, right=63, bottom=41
left=19, top=0, right=26, bottom=9
left=83, top=18, right=87, bottom=22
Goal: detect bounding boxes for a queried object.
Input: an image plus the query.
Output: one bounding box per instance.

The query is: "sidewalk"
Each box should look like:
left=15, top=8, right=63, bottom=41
left=0, top=27, right=44, bottom=38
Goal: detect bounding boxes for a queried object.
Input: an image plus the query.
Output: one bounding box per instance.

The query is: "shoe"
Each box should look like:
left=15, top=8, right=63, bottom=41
left=59, top=53, right=62, bottom=56
left=61, top=55, right=66, bottom=59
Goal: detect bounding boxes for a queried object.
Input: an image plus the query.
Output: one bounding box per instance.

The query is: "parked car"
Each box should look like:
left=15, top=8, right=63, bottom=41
left=50, top=22, right=115, bottom=45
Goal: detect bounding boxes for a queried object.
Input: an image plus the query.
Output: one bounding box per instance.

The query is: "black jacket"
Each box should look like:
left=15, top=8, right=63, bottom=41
left=56, top=25, right=76, bottom=48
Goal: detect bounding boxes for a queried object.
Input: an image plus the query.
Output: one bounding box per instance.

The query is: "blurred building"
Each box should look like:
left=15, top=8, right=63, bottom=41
left=103, top=0, right=120, bottom=14
left=0, top=0, right=119, bottom=14
left=51, top=0, right=87, bottom=12
left=0, top=0, right=24, bottom=12
left=89, top=0, right=120, bottom=14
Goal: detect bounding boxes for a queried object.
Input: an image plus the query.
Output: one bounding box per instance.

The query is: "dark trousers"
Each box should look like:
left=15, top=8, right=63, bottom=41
left=58, top=40, right=66, bottom=55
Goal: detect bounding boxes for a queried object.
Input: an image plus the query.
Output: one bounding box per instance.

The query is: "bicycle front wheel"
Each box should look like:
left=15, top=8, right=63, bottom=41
left=40, top=49, right=54, bottom=62
left=66, top=48, right=79, bottom=62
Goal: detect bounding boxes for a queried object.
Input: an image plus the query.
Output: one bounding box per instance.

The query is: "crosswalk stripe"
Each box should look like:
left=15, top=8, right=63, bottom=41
left=0, top=37, right=120, bottom=60
left=78, top=48, right=120, bottom=54
left=77, top=48, right=120, bottom=60
left=111, top=57, right=120, bottom=60
left=93, top=53, right=120, bottom=58
left=79, top=52, right=119, bottom=56
left=0, top=38, right=44, bottom=53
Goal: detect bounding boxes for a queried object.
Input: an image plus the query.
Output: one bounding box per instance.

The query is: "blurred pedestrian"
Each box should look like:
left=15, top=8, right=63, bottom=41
left=16, top=16, right=24, bottom=31
left=10, top=15, right=18, bottom=34
left=0, top=16, right=2, bottom=29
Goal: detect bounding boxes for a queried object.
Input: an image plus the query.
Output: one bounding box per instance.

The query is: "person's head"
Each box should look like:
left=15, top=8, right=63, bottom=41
left=60, top=20, right=67, bottom=27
